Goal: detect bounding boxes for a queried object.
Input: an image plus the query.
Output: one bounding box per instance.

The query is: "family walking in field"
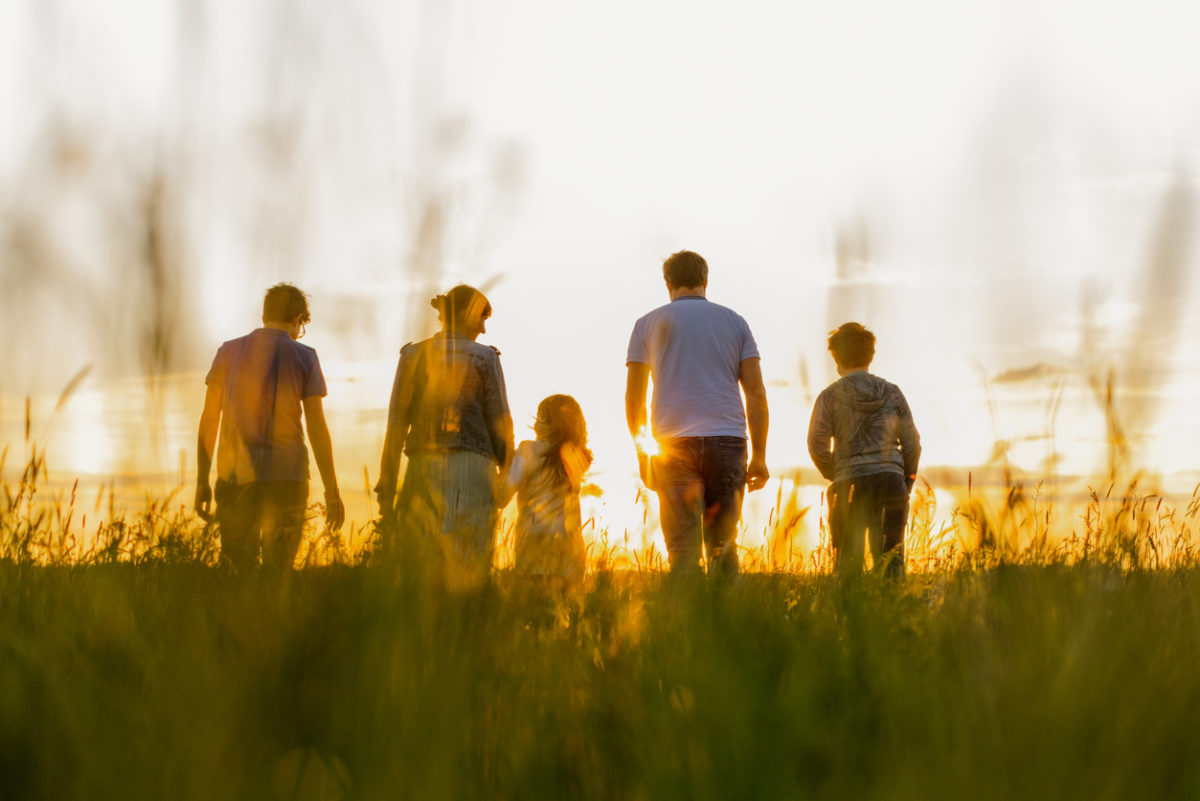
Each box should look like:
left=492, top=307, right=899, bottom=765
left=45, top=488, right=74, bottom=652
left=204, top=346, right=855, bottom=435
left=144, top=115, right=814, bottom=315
left=194, top=250, right=921, bottom=580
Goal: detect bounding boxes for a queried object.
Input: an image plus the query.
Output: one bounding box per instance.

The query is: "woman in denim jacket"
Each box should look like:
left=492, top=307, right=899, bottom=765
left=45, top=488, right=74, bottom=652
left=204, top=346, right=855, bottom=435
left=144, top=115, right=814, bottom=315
left=375, top=285, right=514, bottom=585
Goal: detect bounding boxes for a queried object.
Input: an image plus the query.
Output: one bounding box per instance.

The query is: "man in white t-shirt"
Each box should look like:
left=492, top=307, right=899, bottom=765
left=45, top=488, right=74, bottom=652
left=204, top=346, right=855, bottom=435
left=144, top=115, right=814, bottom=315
left=625, top=250, right=770, bottom=575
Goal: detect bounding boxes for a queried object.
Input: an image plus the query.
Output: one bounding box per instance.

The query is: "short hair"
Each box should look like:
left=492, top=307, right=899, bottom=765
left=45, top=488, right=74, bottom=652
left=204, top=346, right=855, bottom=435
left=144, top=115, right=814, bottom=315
left=430, top=284, right=491, bottom=330
left=662, top=250, right=708, bottom=289
left=262, top=283, right=310, bottom=324
left=828, top=322, right=875, bottom=369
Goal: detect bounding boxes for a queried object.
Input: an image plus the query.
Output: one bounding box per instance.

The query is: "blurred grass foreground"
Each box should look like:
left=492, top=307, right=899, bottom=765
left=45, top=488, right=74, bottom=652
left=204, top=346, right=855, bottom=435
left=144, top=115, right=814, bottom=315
left=6, top=449, right=1200, bottom=799
left=6, top=561, right=1200, bottom=799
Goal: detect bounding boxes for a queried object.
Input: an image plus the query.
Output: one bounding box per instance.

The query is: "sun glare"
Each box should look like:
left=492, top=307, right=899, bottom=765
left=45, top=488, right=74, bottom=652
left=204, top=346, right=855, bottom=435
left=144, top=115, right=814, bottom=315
left=634, top=428, right=659, bottom=457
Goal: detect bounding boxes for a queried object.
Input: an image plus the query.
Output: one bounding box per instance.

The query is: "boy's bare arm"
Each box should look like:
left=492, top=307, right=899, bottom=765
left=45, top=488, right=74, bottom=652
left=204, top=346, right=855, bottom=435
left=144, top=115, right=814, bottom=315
left=195, top=383, right=222, bottom=517
left=738, top=358, right=770, bottom=491
left=303, top=395, right=344, bottom=531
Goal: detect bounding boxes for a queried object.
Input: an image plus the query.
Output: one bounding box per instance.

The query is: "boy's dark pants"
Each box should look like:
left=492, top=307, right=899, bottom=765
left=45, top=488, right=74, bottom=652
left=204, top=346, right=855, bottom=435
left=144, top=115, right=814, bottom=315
left=653, top=436, right=747, bottom=576
left=828, top=471, right=909, bottom=578
left=215, top=479, right=308, bottom=571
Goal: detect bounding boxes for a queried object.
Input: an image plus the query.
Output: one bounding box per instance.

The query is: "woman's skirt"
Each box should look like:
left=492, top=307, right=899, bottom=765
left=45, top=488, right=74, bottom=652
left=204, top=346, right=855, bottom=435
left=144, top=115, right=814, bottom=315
left=396, top=449, right=499, bottom=583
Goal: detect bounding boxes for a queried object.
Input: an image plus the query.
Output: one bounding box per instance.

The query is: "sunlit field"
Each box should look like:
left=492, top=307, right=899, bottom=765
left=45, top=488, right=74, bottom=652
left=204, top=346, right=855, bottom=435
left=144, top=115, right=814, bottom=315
left=6, top=409, right=1200, bottom=799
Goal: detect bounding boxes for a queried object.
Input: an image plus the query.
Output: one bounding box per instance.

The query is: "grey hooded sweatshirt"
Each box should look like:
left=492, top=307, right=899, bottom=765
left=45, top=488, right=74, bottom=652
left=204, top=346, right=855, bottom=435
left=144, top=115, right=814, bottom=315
left=807, top=371, right=921, bottom=488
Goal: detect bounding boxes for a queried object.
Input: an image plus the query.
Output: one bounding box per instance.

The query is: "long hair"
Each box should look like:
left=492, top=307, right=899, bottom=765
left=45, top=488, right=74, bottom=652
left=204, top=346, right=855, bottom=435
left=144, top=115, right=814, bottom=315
left=534, top=394, right=593, bottom=489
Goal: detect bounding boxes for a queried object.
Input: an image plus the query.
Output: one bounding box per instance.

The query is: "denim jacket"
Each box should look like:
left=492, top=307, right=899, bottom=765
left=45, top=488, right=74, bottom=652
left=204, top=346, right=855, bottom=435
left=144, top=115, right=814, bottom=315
left=375, top=333, right=514, bottom=502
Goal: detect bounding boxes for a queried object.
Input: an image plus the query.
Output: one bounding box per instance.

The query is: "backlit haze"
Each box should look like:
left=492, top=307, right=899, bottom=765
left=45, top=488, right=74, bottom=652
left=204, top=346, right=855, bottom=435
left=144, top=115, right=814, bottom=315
left=3, top=0, right=1200, bottom=559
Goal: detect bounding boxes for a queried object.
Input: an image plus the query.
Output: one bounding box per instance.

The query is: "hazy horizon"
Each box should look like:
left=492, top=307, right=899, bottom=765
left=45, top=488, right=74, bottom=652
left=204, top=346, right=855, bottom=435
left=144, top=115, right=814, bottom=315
left=4, top=0, right=1200, bottom=555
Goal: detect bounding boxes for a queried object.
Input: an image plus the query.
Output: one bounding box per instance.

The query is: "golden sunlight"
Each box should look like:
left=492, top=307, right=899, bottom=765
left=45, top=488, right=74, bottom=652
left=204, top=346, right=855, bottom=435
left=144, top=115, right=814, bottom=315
left=4, top=0, right=1200, bottom=572
left=634, top=428, right=659, bottom=458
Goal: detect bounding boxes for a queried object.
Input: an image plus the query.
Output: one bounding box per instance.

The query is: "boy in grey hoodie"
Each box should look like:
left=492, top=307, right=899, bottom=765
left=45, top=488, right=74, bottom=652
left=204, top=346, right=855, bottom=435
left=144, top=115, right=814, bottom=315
left=807, top=323, right=920, bottom=577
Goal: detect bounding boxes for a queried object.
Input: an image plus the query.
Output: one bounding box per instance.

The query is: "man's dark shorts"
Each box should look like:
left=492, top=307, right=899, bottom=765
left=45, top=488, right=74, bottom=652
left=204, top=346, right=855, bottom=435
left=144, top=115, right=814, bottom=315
left=653, top=436, right=747, bottom=575
left=215, top=479, right=308, bottom=571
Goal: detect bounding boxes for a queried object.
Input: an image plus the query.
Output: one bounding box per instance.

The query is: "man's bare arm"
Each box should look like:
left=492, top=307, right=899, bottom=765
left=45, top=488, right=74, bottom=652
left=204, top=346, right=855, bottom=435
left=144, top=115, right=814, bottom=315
left=195, top=383, right=222, bottom=517
left=303, top=395, right=344, bottom=530
left=626, top=363, right=655, bottom=488
left=739, top=357, right=770, bottom=491
left=625, top=363, right=650, bottom=439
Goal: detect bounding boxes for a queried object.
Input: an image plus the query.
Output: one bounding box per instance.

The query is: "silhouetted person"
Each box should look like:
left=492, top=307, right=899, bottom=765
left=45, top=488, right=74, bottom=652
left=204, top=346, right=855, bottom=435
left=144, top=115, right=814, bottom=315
left=196, top=283, right=344, bottom=571
left=497, top=394, right=593, bottom=587
left=375, top=285, right=514, bottom=587
left=626, top=250, right=770, bottom=576
left=808, top=322, right=920, bottom=578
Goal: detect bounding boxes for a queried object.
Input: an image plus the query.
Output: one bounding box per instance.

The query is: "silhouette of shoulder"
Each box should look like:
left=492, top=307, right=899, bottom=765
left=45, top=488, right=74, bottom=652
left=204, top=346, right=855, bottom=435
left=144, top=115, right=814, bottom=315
left=817, top=373, right=907, bottom=410
left=217, top=329, right=318, bottom=355
left=635, top=298, right=751, bottom=327
left=458, top=339, right=503, bottom=363
left=402, top=337, right=502, bottom=369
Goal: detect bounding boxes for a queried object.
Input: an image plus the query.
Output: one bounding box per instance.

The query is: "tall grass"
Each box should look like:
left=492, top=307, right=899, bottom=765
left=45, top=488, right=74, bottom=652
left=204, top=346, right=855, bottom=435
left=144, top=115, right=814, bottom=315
left=6, top=428, right=1200, bottom=572
left=5, top=556, right=1200, bottom=799
left=6, top=441, right=1200, bottom=800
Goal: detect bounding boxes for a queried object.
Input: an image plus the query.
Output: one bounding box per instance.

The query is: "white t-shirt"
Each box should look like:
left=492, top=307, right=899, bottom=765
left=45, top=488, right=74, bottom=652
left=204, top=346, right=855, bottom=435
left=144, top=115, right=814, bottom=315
left=626, top=296, right=759, bottom=439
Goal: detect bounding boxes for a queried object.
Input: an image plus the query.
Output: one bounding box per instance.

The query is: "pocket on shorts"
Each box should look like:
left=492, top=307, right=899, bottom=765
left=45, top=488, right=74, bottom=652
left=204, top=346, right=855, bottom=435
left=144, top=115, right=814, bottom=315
left=716, top=439, right=748, bottom=490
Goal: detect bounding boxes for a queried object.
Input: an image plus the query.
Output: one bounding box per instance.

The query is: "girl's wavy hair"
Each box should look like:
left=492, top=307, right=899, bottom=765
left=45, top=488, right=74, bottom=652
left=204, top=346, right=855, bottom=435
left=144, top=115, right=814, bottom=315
left=430, top=285, right=491, bottom=331
left=534, top=394, right=593, bottom=488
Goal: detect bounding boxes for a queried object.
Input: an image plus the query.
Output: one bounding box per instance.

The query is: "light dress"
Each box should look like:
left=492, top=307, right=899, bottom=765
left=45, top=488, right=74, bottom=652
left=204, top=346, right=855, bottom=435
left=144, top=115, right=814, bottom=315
left=501, top=439, right=589, bottom=578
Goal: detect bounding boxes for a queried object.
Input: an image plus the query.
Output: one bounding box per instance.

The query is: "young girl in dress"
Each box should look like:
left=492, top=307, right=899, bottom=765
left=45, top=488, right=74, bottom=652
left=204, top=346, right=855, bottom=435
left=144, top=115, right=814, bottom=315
left=498, top=394, right=593, bottom=583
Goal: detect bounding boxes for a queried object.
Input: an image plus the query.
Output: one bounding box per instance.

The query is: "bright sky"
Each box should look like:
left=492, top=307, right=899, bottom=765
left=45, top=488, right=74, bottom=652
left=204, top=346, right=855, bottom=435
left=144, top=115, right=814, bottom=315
left=3, top=0, right=1200, bottom=545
